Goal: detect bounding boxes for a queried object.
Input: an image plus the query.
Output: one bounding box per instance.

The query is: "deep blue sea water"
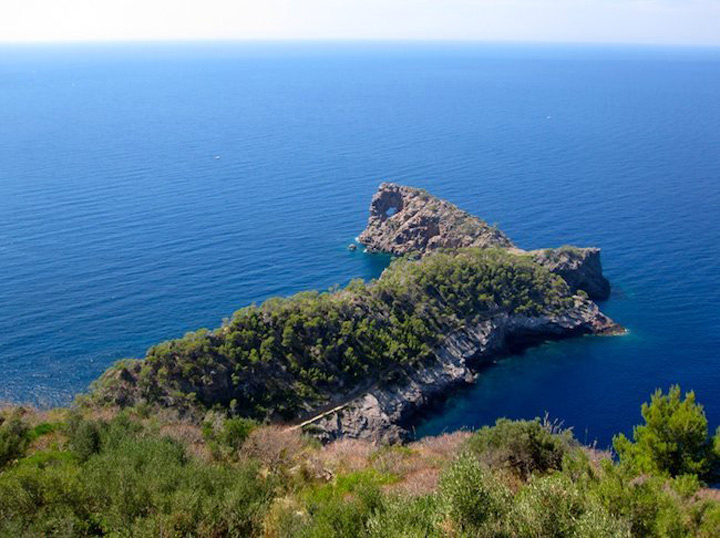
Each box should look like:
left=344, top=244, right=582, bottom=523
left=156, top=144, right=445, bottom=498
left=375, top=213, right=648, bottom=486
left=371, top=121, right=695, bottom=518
left=1, top=42, right=719, bottom=448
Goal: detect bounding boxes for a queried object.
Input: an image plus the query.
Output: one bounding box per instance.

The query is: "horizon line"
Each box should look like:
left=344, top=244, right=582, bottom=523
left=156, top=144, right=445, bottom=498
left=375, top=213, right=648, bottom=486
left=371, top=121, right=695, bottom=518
left=1, top=38, right=720, bottom=50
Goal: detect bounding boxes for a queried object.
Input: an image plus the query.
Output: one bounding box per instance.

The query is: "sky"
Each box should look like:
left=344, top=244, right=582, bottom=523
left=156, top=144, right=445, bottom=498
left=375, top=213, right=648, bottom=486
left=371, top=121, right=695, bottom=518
left=1, top=0, right=720, bottom=46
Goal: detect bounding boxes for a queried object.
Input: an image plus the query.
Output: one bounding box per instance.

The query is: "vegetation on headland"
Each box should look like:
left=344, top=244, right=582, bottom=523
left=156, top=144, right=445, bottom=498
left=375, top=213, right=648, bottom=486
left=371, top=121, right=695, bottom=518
left=90, top=248, right=574, bottom=419
left=1, top=386, right=719, bottom=536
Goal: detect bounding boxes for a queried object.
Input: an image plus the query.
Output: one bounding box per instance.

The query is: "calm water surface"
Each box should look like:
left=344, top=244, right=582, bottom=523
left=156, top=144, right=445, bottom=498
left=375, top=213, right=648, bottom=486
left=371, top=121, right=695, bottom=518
left=1, top=42, right=719, bottom=447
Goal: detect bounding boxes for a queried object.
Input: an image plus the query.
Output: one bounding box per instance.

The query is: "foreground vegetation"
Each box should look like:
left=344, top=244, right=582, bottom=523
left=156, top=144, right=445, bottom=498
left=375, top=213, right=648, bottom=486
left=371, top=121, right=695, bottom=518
left=91, top=249, right=573, bottom=419
left=2, top=385, right=719, bottom=537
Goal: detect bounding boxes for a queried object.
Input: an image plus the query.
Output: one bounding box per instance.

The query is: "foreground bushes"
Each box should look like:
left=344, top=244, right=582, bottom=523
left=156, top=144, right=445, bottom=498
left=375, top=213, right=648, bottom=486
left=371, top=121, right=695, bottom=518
left=0, top=410, right=30, bottom=468
left=439, top=454, right=511, bottom=533
left=465, top=417, right=573, bottom=479
left=1, top=386, right=719, bottom=536
left=614, top=385, right=720, bottom=480
left=0, top=412, right=273, bottom=536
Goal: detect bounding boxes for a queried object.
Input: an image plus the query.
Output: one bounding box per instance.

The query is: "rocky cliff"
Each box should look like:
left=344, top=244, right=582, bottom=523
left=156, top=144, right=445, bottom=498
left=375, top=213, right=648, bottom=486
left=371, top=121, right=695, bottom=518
left=358, top=183, right=611, bottom=300
left=529, top=246, right=611, bottom=301
left=301, top=296, right=619, bottom=443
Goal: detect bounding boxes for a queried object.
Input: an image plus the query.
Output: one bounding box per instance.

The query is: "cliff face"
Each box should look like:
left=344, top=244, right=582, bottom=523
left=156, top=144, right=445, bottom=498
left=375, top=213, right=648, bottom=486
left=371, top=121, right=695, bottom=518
left=530, top=247, right=611, bottom=301
left=302, top=297, right=619, bottom=443
left=358, top=183, right=611, bottom=300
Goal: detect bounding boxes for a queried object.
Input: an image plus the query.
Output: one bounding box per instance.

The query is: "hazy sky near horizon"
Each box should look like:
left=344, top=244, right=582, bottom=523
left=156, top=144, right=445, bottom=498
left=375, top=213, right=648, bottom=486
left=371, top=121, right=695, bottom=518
left=2, top=0, right=720, bottom=46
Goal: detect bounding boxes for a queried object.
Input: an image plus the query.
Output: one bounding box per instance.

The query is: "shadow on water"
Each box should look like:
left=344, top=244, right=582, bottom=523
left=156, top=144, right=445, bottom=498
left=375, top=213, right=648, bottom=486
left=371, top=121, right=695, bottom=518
left=411, top=329, right=644, bottom=450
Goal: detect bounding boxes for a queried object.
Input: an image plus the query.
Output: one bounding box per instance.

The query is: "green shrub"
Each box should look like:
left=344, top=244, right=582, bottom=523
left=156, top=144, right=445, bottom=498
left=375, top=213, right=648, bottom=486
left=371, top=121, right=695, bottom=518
left=466, top=417, right=573, bottom=479
left=573, top=502, right=632, bottom=538
left=29, top=422, right=58, bottom=440
left=613, top=385, right=717, bottom=479
left=366, top=495, right=442, bottom=538
left=0, top=415, right=273, bottom=537
left=66, top=415, right=101, bottom=462
left=671, top=474, right=702, bottom=500
left=698, top=503, right=720, bottom=538
left=203, top=416, right=258, bottom=459
left=304, top=469, right=394, bottom=508
left=439, top=453, right=511, bottom=532
left=589, top=461, right=697, bottom=537
left=298, top=483, right=383, bottom=538
left=220, top=416, right=256, bottom=446
left=0, top=410, right=30, bottom=468
left=3, top=390, right=720, bottom=536
left=284, top=469, right=394, bottom=537
left=510, top=473, right=586, bottom=537
left=0, top=450, right=95, bottom=535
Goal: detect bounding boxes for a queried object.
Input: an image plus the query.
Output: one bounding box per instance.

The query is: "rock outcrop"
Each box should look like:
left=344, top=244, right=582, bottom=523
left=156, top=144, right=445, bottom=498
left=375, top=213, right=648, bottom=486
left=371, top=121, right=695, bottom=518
left=358, top=183, right=514, bottom=255
left=358, top=183, right=611, bottom=300
left=530, top=247, right=611, bottom=301
left=303, top=297, right=620, bottom=443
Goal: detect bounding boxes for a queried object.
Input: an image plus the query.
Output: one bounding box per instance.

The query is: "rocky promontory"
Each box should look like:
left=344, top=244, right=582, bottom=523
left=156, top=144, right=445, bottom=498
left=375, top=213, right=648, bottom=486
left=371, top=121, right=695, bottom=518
left=359, top=183, right=610, bottom=300
left=91, top=184, right=622, bottom=444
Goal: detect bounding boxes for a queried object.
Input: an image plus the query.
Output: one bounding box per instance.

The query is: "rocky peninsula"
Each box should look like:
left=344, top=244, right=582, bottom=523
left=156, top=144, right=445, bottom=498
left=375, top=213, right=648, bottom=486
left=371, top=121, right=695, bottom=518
left=91, top=184, right=622, bottom=443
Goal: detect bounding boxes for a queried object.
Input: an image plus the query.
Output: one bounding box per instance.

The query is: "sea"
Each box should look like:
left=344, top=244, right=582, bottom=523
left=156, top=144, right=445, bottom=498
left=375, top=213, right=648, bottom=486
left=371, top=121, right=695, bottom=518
left=1, top=42, right=719, bottom=448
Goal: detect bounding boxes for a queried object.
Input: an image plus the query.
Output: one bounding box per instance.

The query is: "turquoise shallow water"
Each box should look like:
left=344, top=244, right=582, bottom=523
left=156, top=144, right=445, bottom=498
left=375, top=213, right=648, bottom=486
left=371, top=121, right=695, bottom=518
left=1, top=42, right=719, bottom=447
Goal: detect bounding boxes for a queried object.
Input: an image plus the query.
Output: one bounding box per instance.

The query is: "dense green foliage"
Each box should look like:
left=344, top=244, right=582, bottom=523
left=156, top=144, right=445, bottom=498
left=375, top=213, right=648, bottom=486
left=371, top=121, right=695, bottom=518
left=465, top=417, right=573, bottom=479
left=202, top=416, right=258, bottom=459
left=0, top=410, right=30, bottom=469
left=0, top=411, right=273, bottom=536
left=93, top=249, right=573, bottom=419
left=438, top=453, right=511, bottom=533
left=1, top=387, right=719, bottom=536
left=614, top=385, right=720, bottom=480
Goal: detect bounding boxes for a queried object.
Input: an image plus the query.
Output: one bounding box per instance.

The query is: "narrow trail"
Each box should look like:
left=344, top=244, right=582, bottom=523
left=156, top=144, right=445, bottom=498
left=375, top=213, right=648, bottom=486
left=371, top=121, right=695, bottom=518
left=285, top=367, right=398, bottom=431
left=286, top=400, right=355, bottom=431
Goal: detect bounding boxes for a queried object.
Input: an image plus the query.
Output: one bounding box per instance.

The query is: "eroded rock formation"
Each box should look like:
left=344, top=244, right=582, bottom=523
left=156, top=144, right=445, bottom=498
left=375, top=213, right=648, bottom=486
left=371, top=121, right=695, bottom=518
left=358, top=183, right=514, bottom=255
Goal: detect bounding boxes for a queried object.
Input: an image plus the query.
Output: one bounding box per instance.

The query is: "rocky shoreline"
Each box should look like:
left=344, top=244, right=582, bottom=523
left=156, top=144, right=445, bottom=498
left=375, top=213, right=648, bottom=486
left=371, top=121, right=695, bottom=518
left=302, top=296, right=621, bottom=444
